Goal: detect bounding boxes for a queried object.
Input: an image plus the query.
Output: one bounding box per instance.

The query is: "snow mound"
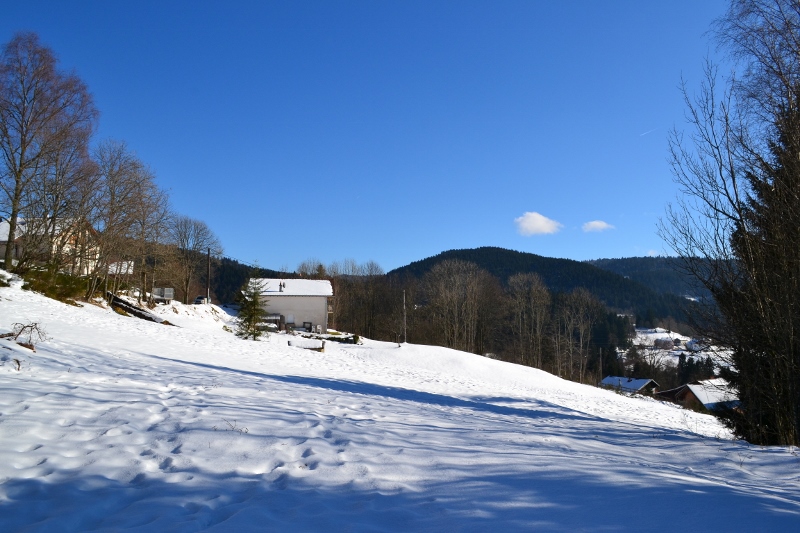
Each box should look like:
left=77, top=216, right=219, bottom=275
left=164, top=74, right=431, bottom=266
left=148, top=299, right=238, bottom=331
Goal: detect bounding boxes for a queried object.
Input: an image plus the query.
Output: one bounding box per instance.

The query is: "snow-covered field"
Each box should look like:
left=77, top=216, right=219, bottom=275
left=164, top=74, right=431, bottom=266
left=1, top=274, right=799, bottom=531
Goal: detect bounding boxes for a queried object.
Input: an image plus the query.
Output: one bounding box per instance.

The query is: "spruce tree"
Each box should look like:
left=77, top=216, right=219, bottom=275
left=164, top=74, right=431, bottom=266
left=664, top=0, right=800, bottom=445
left=236, top=278, right=267, bottom=340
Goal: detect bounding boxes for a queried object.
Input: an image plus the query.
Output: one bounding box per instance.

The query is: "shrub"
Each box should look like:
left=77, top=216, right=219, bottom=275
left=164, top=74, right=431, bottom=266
left=21, top=269, right=85, bottom=303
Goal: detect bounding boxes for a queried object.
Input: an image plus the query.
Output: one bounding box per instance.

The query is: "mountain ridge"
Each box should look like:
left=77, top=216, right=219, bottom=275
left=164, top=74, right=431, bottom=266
left=387, top=246, right=691, bottom=320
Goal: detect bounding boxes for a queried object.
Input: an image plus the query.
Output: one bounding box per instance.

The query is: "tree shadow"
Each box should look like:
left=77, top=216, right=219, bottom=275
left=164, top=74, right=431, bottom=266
left=1, top=461, right=798, bottom=532
left=141, top=353, right=596, bottom=424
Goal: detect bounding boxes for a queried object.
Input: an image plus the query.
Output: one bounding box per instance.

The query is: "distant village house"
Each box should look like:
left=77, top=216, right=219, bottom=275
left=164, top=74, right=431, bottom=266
left=600, top=376, right=660, bottom=395
left=655, top=378, right=739, bottom=412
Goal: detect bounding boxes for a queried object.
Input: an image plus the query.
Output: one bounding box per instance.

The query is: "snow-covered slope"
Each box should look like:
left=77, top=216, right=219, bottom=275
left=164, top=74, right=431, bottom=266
left=1, top=274, right=799, bottom=531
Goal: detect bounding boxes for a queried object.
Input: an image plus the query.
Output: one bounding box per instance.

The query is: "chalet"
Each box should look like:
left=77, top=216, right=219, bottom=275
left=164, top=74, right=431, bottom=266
left=0, top=218, right=99, bottom=275
left=251, top=278, right=333, bottom=333
left=655, top=378, right=739, bottom=412
left=600, top=376, right=660, bottom=394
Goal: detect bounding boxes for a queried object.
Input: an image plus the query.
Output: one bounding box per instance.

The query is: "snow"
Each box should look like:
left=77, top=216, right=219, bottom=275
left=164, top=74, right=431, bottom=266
left=599, top=376, right=657, bottom=392
left=687, top=378, right=739, bottom=410
left=1, top=273, right=800, bottom=531
left=634, top=327, right=691, bottom=346
left=253, top=278, right=334, bottom=297
left=632, top=328, right=734, bottom=370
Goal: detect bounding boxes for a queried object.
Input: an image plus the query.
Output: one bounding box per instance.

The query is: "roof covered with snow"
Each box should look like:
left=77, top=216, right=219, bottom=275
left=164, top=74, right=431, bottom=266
left=251, top=278, right=333, bottom=297
left=687, top=378, right=738, bottom=409
left=600, top=376, right=659, bottom=392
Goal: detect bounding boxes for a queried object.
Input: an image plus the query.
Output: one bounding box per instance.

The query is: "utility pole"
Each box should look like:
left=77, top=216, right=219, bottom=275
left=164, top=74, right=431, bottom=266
left=206, top=247, right=211, bottom=303
left=403, top=289, right=407, bottom=344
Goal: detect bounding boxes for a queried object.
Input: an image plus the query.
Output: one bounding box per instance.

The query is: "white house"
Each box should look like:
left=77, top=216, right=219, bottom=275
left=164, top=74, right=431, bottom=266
left=0, top=218, right=99, bottom=275
left=251, top=278, right=333, bottom=332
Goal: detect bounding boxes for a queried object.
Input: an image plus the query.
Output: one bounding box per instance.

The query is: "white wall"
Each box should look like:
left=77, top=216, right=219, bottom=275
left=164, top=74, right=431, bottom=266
left=264, top=295, right=328, bottom=331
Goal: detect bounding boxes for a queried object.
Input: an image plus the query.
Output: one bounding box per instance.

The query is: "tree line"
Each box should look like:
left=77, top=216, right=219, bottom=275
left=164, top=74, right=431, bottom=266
left=0, top=32, right=221, bottom=304
left=390, top=247, right=694, bottom=326
left=296, top=257, right=633, bottom=386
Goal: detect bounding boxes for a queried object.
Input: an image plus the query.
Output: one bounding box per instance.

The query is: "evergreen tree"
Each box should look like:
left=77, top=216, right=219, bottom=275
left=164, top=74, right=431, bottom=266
left=236, top=278, right=267, bottom=340
left=664, top=0, right=800, bottom=445
left=713, top=104, right=800, bottom=444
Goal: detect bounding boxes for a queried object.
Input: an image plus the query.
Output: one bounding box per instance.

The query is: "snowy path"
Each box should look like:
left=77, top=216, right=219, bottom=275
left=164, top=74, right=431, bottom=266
left=1, top=277, right=799, bottom=531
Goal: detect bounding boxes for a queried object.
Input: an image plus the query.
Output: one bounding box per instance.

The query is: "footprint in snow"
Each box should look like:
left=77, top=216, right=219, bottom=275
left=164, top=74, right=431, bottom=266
left=273, top=473, right=289, bottom=490
left=159, top=457, right=174, bottom=471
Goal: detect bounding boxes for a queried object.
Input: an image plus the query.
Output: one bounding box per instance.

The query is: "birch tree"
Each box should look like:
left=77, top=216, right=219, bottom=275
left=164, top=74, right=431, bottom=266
left=0, top=32, right=97, bottom=271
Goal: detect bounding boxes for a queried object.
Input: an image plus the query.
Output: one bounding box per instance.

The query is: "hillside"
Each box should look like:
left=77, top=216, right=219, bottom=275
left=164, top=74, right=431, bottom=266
left=212, top=257, right=294, bottom=304
left=587, top=256, right=712, bottom=300
left=388, top=247, right=691, bottom=319
left=1, top=272, right=799, bottom=530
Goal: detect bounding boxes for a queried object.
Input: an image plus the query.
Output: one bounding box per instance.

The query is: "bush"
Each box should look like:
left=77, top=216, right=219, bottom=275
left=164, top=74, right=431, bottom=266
left=21, top=269, right=86, bottom=303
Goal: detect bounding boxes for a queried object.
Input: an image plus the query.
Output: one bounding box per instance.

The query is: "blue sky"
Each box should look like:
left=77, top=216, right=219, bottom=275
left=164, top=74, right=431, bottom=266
left=1, top=0, right=729, bottom=271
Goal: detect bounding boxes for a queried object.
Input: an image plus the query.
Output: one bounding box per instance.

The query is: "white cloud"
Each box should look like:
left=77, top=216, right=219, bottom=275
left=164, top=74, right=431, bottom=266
left=647, top=250, right=658, bottom=257
left=514, top=212, right=563, bottom=236
left=582, top=220, right=615, bottom=233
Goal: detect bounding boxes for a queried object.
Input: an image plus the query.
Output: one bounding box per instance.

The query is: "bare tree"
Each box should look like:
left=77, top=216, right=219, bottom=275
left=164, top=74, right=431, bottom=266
left=327, top=258, right=386, bottom=338
left=297, top=257, right=326, bottom=278
left=169, top=215, right=222, bottom=304
left=508, top=272, right=551, bottom=368
left=0, top=32, right=97, bottom=271
left=557, top=293, right=580, bottom=380
left=423, top=259, right=494, bottom=354
left=572, top=288, right=602, bottom=384
left=85, top=140, right=149, bottom=298
left=37, top=132, right=97, bottom=274
left=128, top=172, right=171, bottom=303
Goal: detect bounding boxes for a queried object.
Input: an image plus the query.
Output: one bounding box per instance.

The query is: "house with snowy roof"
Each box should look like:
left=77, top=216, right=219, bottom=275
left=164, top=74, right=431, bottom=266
left=655, top=378, right=738, bottom=412
left=600, top=376, right=659, bottom=395
left=250, top=278, right=333, bottom=333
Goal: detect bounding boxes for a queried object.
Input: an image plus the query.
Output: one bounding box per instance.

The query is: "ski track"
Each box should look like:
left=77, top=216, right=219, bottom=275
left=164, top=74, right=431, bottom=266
left=1, top=277, right=799, bottom=531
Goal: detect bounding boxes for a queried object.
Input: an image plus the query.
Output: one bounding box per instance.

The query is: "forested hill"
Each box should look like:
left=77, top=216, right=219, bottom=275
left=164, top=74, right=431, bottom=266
left=388, top=247, right=690, bottom=320
left=586, top=257, right=711, bottom=300
left=212, top=257, right=295, bottom=304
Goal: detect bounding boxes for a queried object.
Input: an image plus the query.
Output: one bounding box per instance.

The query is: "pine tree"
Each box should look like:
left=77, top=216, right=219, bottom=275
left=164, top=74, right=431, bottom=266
left=715, top=106, right=800, bottom=445
left=236, top=278, right=268, bottom=340
left=664, top=0, right=800, bottom=445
